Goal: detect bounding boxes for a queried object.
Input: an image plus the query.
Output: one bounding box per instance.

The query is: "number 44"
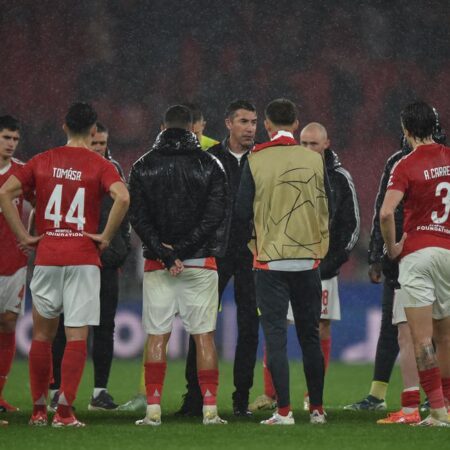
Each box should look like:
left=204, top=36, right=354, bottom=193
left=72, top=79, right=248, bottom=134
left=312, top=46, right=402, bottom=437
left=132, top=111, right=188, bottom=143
left=44, top=184, right=86, bottom=230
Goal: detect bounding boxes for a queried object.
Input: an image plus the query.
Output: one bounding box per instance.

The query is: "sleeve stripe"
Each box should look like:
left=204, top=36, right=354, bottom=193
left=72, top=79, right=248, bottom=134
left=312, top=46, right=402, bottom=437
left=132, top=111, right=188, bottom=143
left=335, top=167, right=360, bottom=251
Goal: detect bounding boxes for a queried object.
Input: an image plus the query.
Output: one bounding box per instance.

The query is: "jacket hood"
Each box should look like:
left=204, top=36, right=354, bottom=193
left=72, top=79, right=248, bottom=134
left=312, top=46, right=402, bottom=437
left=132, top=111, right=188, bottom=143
left=324, top=148, right=341, bottom=170
left=152, top=128, right=200, bottom=155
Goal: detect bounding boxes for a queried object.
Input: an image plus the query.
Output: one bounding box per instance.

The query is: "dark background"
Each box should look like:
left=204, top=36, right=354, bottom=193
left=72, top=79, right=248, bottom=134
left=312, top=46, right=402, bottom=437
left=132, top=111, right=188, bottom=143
left=2, top=0, right=449, bottom=290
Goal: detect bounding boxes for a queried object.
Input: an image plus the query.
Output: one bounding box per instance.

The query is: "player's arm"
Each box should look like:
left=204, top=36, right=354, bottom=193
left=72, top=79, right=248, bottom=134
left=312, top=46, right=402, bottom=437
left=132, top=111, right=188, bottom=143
left=0, top=175, right=41, bottom=249
left=380, top=189, right=406, bottom=260
left=85, top=181, right=130, bottom=251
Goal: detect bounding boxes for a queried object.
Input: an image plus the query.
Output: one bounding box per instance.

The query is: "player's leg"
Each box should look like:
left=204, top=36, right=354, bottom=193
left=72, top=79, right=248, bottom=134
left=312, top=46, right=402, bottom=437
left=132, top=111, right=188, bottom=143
left=52, top=265, right=100, bottom=428
left=344, top=281, right=397, bottom=410
left=180, top=268, right=225, bottom=425
left=232, top=254, right=258, bottom=416
left=48, top=316, right=65, bottom=412
left=28, top=266, right=64, bottom=426
left=290, top=269, right=325, bottom=424
left=0, top=311, right=19, bottom=412
left=136, top=270, right=176, bottom=426
left=433, top=317, right=450, bottom=407
left=0, top=266, right=26, bottom=413
left=256, top=270, right=294, bottom=425
left=90, top=267, right=119, bottom=410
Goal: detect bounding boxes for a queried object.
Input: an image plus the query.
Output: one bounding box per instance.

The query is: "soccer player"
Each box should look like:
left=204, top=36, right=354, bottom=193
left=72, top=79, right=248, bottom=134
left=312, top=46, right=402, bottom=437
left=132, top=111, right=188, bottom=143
left=48, top=122, right=131, bottom=411
left=178, top=100, right=259, bottom=417
left=249, top=122, right=360, bottom=412
left=0, top=116, right=31, bottom=416
left=0, top=102, right=130, bottom=427
left=236, top=99, right=330, bottom=425
left=380, top=100, right=450, bottom=427
left=129, top=105, right=231, bottom=426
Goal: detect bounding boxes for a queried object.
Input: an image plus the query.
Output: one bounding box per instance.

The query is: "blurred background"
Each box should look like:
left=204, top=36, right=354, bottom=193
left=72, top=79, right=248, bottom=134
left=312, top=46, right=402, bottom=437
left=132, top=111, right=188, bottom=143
left=2, top=0, right=449, bottom=361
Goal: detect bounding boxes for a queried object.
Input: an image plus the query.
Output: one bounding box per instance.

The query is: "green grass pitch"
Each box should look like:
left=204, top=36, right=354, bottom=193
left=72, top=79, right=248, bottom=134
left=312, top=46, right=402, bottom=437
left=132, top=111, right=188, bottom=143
left=1, top=359, right=449, bottom=449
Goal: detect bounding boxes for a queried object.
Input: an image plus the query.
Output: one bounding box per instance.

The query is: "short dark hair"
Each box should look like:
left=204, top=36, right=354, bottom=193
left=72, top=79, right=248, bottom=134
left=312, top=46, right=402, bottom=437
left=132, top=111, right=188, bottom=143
left=182, top=103, right=203, bottom=123
left=401, top=101, right=436, bottom=140
left=225, top=100, right=256, bottom=120
left=96, top=122, right=108, bottom=133
left=0, top=115, right=20, bottom=133
left=65, top=102, right=97, bottom=135
left=164, top=105, right=193, bottom=129
left=265, top=99, right=298, bottom=126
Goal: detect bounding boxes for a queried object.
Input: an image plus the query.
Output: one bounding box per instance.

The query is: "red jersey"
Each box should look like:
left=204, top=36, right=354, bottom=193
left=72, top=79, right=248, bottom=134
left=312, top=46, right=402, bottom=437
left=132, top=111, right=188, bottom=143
left=0, top=158, right=28, bottom=275
left=387, top=143, right=450, bottom=258
left=15, top=146, right=122, bottom=266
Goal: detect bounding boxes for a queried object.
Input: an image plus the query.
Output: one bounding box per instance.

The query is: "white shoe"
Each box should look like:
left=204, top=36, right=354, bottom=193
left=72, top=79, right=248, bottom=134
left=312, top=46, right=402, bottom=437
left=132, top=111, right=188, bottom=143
left=261, top=411, right=295, bottom=425
left=413, top=414, right=450, bottom=427
left=135, top=404, right=161, bottom=426
left=248, top=394, right=277, bottom=412
left=203, top=406, right=227, bottom=425
left=310, top=409, right=326, bottom=424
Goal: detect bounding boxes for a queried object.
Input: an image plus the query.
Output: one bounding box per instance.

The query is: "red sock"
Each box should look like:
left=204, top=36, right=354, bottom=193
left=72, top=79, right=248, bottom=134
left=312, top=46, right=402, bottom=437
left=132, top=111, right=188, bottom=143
left=29, top=340, right=52, bottom=414
left=442, top=378, right=450, bottom=404
left=321, top=338, right=331, bottom=372
left=198, top=369, right=218, bottom=406
left=57, top=340, right=87, bottom=417
left=401, top=389, right=420, bottom=409
left=263, top=348, right=276, bottom=399
left=419, top=367, right=445, bottom=410
left=278, top=405, right=291, bottom=416
left=145, top=362, right=167, bottom=404
left=0, top=332, right=15, bottom=397
left=309, top=404, right=324, bottom=414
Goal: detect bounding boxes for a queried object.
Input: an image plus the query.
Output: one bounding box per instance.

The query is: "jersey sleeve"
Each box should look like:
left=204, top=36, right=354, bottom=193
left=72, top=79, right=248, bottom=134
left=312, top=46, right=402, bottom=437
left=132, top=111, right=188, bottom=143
left=100, top=159, right=123, bottom=192
left=14, top=157, right=36, bottom=192
left=387, top=159, right=409, bottom=193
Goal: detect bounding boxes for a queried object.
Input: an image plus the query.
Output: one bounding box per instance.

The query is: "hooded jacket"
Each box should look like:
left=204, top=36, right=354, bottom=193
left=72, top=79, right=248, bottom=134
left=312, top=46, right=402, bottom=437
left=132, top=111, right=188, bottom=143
left=129, top=128, right=231, bottom=269
left=319, top=148, right=360, bottom=280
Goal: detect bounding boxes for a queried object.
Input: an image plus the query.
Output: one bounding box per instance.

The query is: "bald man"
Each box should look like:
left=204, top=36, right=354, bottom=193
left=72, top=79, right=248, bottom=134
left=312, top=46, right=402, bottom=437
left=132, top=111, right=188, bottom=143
left=299, top=122, right=360, bottom=407
left=249, top=122, right=360, bottom=413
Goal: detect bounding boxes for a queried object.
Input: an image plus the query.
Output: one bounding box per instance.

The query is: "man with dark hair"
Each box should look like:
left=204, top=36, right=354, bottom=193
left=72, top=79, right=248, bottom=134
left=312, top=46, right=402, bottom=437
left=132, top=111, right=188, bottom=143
left=380, top=100, right=450, bottom=427
left=0, top=116, right=31, bottom=419
left=236, top=98, right=330, bottom=425
left=182, top=103, right=219, bottom=150
left=129, top=104, right=231, bottom=426
left=48, top=122, right=131, bottom=411
left=176, top=99, right=258, bottom=417
left=0, top=102, right=130, bottom=427
left=346, top=107, right=447, bottom=416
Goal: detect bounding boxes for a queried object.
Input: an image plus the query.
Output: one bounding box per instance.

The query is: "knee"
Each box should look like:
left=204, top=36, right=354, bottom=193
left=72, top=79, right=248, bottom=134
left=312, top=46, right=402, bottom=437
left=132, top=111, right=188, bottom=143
left=0, top=312, right=18, bottom=333
left=319, top=320, right=331, bottom=340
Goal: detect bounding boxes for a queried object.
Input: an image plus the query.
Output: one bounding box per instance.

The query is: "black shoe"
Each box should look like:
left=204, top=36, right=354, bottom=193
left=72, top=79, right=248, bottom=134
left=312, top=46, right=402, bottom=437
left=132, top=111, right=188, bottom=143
left=88, top=391, right=118, bottom=411
left=174, top=392, right=203, bottom=417
left=233, top=404, right=253, bottom=417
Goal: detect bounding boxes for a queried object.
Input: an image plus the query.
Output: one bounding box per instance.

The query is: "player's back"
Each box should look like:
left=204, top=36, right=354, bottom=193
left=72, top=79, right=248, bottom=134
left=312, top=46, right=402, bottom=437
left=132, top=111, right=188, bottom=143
left=22, top=146, right=117, bottom=266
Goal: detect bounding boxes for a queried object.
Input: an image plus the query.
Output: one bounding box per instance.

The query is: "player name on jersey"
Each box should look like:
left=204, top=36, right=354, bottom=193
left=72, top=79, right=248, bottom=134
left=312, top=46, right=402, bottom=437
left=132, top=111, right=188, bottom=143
left=424, top=165, right=450, bottom=180
left=53, top=167, right=82, bottom=181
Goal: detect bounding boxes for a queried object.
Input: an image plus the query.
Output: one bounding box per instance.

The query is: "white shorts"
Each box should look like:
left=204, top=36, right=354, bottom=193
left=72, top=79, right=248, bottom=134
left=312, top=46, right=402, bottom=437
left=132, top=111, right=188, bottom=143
left=142, top=268, right=218, bottom=335
left=392, top=288, right=407, bottom=325
left=398, top=247, right=450, bottom=320
left=287, top=276, right=341, bottom=323
left=0, top=267, right=27, bottom=315
left=30, top=265, right=100, bottom=326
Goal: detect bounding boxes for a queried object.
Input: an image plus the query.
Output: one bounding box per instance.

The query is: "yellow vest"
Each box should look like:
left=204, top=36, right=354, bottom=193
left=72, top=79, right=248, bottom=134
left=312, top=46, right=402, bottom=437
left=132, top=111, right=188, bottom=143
left=200, top=135, right=219, bottom=151
left=248, top=145, right=329, bottom=262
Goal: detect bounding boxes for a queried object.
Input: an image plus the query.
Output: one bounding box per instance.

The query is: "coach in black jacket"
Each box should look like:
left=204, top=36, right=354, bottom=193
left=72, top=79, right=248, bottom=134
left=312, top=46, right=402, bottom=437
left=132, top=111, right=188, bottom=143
left=178, top=100, right=259, bottom=417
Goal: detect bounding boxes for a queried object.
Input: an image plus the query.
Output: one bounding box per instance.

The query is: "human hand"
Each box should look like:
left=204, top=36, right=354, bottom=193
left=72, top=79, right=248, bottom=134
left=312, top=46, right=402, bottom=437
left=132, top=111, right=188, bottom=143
left=169, top=259, right=184, bottom=276
left=368, top=262, right=382, bottom=283
left=84, top=232, right=110, bottom=252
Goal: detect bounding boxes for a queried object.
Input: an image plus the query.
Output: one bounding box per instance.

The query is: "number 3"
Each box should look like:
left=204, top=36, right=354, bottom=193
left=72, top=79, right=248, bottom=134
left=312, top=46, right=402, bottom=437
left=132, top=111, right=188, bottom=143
left=431, top=181, right=450, bottom=224
left=44, top=184, right=86, bottom=230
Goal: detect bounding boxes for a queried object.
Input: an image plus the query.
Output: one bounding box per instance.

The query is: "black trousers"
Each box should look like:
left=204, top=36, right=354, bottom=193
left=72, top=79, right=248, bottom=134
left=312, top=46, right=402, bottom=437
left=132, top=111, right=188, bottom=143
left=256, top=268, right=324, bottom=409
left=184, top=251, right=259, bottom=404
left=372, top=281, right=399, bottom=383
left=50, top=267, right=119, bottom=390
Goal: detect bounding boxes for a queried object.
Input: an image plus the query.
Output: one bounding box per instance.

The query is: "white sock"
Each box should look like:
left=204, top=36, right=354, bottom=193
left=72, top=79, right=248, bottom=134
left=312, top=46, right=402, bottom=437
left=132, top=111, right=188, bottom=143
left=93, top=388, right=106, bottom=398
left=49, top=389, right=58, bottom=399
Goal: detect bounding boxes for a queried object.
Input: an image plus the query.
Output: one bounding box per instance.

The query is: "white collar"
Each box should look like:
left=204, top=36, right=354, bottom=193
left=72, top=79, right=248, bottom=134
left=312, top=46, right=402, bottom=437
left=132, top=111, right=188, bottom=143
left=271, top=130, right=294, bottom=141
left=0, top=162, right=12, bottom=175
